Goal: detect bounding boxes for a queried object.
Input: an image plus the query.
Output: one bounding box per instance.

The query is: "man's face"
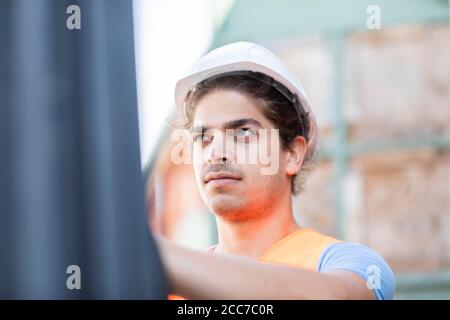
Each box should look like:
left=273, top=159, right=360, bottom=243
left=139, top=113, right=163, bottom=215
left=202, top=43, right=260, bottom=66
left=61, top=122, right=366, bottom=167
left=191, top=89, right=292, bottom=221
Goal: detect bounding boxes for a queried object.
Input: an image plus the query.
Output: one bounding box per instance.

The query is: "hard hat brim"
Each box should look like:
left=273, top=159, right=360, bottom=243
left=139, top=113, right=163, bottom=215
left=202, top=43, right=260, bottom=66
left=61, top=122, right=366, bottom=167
left=174, top=61, right=309, bottom=119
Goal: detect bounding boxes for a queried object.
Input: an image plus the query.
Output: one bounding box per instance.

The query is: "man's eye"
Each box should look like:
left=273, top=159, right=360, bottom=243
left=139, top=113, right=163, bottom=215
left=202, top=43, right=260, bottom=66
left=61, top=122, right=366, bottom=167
left=193, top=134, right=211, bottom=143
left=235, top=128, right=257, bottom=138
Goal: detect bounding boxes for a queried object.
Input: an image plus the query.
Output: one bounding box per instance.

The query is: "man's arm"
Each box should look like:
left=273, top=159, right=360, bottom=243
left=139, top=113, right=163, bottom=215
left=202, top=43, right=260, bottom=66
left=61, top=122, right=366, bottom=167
left=156, top=236, right=375, bottom=300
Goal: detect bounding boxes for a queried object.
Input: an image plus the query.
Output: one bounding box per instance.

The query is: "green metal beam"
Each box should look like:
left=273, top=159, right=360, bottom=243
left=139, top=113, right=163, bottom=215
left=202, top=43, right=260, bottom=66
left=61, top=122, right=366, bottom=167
left=396, top=270, right=450, bottom=290
left=348, top=134, right=450, bottom=157
left=330, top=33, right=348, bottom=240
left=318, top=134, right=450, bottom=160
left=395, top=289, right=450, bottom=300
left=395, top=270, right=450, bottom=299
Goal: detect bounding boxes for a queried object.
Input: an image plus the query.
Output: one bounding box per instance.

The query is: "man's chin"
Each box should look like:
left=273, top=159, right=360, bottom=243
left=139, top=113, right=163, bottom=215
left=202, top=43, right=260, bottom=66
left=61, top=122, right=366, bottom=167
left=207, top=194, right=244, bottom=218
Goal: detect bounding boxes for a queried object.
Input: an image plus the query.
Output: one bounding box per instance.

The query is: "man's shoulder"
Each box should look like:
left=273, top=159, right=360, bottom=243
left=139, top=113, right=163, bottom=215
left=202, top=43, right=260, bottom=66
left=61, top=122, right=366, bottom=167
left=258, top=228, right=342, bottom=270
left=317, top=241, right=396, bottom=300
left=277, top=228, right=343, bottom=253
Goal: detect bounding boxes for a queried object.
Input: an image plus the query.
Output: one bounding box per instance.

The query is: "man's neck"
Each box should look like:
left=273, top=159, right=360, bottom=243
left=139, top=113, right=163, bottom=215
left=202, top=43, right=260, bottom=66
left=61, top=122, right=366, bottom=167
left=214, top=202, right=301, bottom=259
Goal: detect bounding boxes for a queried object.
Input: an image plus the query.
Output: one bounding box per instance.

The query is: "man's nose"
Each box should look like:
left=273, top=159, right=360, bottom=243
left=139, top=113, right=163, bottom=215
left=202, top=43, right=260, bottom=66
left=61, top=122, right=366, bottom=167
left=206, top=132, right=233, bottom=165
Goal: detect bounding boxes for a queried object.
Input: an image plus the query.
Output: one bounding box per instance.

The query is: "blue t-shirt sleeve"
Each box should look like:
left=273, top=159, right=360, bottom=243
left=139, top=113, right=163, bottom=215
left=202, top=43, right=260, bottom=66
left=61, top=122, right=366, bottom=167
left=317, top=242, right=396, bottom=300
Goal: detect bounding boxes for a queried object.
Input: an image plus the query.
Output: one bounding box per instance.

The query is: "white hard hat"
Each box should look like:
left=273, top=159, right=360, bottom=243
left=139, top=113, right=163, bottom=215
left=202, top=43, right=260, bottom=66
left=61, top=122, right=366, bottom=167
left=174, top=41, right=317, bottom=157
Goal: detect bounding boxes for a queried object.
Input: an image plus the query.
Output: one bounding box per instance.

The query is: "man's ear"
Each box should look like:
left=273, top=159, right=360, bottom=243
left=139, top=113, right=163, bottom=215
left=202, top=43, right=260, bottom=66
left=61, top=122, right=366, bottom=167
left=285, top=136, right=307, bottom=177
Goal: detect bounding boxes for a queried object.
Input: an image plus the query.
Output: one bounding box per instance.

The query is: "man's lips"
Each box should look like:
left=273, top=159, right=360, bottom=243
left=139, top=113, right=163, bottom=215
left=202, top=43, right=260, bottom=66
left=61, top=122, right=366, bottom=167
left=203, top=171, right=242, bottom=184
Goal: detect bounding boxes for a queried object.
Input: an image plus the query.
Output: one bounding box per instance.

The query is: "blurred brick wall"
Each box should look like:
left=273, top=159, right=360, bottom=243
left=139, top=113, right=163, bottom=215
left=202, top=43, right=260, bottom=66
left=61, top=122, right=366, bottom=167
left=273, top=23, right=450, bottom=273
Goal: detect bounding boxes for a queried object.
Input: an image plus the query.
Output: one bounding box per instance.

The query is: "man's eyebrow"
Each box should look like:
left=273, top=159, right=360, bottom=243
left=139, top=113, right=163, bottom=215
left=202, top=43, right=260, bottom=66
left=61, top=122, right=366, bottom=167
left=190, top=118, right=263, bottom=133
left=223, top=118, right=263, bottom=129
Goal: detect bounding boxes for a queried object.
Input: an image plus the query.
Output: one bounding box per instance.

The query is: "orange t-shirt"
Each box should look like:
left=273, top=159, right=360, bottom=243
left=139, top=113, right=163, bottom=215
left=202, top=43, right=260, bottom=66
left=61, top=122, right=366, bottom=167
left=168, top=228, right=341, bottom=300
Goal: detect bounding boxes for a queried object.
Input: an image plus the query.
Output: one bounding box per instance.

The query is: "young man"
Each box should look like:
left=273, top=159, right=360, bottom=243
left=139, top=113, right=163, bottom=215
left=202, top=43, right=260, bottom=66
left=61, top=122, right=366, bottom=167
left=155, top=42, right=395, bottom=300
